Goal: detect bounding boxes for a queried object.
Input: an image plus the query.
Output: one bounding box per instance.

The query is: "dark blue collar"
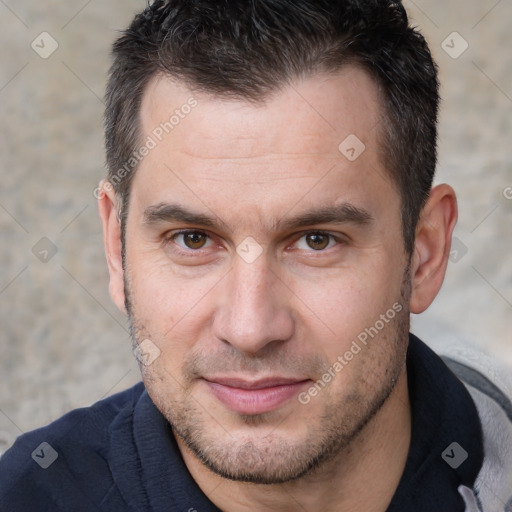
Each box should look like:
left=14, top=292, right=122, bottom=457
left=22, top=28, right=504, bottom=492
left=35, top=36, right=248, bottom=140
left=109, top=333, right=484, bottom=511
left=386, top=333, right=484, bottom=511
left=109, top=384, right=221, bottom=511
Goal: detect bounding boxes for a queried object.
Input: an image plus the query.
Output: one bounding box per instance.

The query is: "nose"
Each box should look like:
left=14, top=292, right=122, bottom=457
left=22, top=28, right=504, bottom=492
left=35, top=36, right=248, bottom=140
left=212, top=257, right=295, bottom=355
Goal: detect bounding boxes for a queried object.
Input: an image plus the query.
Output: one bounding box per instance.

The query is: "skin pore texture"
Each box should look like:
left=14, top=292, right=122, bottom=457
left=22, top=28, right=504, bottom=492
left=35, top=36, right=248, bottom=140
left=99, top=65, right=457, bottom=512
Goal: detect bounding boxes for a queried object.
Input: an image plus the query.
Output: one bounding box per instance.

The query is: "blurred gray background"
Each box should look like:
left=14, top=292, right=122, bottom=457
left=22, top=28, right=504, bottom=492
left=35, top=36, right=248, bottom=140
left=0, top=0, right=511, bottom=455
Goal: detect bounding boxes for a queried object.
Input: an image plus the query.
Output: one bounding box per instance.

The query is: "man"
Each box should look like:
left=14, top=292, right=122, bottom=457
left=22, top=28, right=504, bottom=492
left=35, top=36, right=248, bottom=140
left=1, top=0, right=511, bottom=510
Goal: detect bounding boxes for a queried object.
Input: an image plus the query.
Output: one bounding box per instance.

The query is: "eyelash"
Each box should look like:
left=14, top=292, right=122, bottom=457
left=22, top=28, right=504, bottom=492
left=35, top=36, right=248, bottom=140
left=163, top=229, right=344, bottom=256
left=165, top=230, right=215, bottom=255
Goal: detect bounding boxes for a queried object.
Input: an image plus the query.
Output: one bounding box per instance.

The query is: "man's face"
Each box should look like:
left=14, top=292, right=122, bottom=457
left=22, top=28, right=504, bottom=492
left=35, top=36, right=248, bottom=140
left=122, top=66, right=411, bottom=483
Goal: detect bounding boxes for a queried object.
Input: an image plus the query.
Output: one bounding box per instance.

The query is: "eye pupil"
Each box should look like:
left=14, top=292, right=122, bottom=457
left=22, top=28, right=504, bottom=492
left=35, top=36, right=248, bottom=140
left=184, top=232, right=207, bottom=249
left=306, top=233, right=329, bottom=250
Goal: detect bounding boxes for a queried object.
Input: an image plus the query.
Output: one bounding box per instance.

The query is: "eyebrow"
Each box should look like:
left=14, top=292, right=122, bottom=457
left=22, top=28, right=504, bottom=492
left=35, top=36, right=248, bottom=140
left=142, top=202, right=373, bottom=232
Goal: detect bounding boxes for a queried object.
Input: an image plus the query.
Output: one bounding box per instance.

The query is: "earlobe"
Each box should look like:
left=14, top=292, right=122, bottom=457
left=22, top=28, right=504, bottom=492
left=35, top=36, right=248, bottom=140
left=97, top=180, right=127, bottom=314
left=409, top=184, right=458, bottom=314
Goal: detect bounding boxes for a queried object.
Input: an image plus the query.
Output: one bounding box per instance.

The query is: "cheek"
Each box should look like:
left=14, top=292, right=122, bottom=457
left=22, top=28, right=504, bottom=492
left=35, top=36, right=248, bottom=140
left=127, top=250, right=213, bottom=324
left=289, top=259, right=404, bottom=346
left=125, top=254, right=227, bottom=373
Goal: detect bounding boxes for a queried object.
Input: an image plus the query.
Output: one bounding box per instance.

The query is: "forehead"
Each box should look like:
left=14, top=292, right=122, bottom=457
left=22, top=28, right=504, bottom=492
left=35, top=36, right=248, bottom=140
left=131, top=66, right=397, bottom=233
left=140, top=65, right=383, bottom=161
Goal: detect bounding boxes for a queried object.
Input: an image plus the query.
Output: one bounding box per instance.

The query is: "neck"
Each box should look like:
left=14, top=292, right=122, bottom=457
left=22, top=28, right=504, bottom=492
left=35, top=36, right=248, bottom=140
left=176, top=366, right=411, bottom=512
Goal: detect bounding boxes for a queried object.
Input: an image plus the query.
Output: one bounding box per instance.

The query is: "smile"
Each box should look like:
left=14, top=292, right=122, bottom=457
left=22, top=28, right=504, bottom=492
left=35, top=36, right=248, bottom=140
left=202, top=377, right=310, bottom=415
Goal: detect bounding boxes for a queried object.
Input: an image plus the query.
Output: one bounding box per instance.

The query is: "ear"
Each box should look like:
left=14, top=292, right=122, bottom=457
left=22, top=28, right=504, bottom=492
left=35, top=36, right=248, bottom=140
left=409, top=184, right=458, bottom=314
left=97, top=180, right=126, bottom=314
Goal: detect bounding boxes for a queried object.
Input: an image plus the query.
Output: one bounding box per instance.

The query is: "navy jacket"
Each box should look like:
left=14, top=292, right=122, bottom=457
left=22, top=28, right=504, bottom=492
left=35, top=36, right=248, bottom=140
left=0, top=335, right=489, bottom=511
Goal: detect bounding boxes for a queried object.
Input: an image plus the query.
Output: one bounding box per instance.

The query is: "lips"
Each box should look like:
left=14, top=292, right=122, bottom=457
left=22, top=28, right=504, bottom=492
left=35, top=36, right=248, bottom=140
left=203, top=377, right=310, bottom=415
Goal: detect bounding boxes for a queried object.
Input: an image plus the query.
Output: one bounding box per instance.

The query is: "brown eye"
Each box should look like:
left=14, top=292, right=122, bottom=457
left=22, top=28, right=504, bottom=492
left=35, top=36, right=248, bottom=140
left=305, top=233, right=330, bottom=250
left=176, top=231, right=209, bottom=250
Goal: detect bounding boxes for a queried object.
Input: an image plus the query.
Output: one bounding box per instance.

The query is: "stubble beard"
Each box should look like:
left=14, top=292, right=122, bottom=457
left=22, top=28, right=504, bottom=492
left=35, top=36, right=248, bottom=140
left=125, top=264, right=412, bottom=485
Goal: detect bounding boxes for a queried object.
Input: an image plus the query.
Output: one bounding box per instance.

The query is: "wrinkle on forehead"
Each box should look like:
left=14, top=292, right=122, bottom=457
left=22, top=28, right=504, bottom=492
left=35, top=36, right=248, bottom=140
left=131, top=64, right=398, bottom=241
left=139, top=65, right=382, bottom=163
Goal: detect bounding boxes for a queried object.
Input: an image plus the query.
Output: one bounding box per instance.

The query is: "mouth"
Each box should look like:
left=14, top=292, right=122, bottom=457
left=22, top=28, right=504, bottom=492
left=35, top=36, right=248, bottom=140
left=202, top=377, right=311, bottom=415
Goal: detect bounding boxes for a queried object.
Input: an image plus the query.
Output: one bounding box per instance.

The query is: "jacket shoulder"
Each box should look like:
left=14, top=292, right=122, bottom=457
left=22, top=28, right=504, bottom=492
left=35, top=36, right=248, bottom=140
left=431, top=337, right=512, bottom=512
left=0, top=382, right=144, bottom=512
